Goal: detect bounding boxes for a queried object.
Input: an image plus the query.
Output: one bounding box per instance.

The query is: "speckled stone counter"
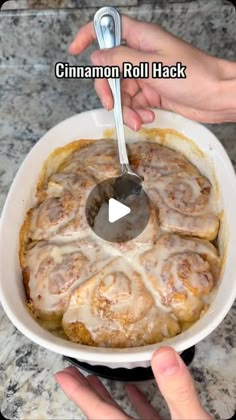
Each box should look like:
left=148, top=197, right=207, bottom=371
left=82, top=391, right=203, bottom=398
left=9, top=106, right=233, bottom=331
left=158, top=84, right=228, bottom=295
left=0, top=1, right=236, bottom=419
left=1, top=0, right=137, bottom=9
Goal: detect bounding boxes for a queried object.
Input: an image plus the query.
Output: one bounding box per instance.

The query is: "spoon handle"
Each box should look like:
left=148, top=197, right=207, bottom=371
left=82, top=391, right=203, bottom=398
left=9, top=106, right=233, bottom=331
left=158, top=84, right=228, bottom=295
left=94, top=7, right=129, bottom=168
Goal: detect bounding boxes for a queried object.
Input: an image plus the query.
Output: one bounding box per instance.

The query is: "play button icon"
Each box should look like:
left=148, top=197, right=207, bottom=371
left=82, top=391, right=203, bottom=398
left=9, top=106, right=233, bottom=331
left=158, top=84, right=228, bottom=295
left=108, top=198, right=131, bottom=223
left=85, top=177, right=150, bottom=243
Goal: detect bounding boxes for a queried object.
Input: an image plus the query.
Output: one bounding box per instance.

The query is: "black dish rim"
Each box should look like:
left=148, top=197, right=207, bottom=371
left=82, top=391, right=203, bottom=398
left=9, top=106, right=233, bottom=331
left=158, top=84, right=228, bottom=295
left=64, top=346, right=195, bottom=381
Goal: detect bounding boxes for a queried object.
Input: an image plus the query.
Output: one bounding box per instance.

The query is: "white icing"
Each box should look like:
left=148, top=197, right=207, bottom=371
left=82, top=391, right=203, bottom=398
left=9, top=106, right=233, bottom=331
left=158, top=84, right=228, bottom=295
left=23, top=138, right=221, bottom=345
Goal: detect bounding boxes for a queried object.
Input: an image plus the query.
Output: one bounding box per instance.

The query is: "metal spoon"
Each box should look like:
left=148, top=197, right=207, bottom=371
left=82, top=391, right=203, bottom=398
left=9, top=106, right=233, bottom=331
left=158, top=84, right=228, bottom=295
left=94, top=6, right=143, bottom=199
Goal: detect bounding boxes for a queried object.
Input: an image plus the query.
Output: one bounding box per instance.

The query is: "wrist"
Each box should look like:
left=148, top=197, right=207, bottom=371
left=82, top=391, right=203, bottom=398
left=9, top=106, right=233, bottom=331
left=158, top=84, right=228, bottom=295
left=217, top=56, right=236, bottom=80
left=215, top=57, right=236, bottom=122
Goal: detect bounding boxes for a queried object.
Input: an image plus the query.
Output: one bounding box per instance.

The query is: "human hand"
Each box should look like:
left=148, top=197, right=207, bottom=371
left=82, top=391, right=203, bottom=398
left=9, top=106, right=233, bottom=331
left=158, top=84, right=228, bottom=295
left=69, top=15, right=236, bottom=130
left=55, top=346, right=211, bottom=420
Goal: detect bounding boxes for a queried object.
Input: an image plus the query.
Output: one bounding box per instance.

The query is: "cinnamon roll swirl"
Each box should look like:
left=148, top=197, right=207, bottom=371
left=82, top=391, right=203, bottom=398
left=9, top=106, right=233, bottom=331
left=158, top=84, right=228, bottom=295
left=140, top=234, right=220, bottom=323
left=22, top=237, right=111, bottom=320
left=26, top=172, right=97, bottom=241
left=148, top=173, right=219, bottom=240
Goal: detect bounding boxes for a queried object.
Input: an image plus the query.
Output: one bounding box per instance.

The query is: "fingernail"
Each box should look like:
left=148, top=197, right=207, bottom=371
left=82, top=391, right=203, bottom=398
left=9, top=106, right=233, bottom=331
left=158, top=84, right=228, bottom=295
left=147, top=112, right=155, bottom=122
left=133, top=122, right=140, bottom=132
left=155, top=350, right=180, bottom=376
left=63, top=366, right=77, bottom=372
left=102, top=97, right=112, bottom=110
left=68, top=42, right=76, bottom=53
left=101, top=98, right=108, bottom=110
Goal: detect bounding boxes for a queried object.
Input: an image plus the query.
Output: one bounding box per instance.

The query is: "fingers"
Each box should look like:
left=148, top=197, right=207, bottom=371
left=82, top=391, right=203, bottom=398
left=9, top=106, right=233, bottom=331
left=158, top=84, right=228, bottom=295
left=69, top=21, right=96, bottom=55
left=138, top=85, right=162, bottom=108
left=94, top=77, right=154, bottom=130
left=121, top=83, right=155, bottom=128
left=122, top=78, right=140, bottom=98
left=61, top=366, right=88, bottom=385
left=69, top=15, right=161, bottom=55
left=131, top=90, right=149, bottom=109
left=135, top=108, right=155, bottom=125
left=86, top=375, right=120, bottom=408
left=122, top=105, right=143, bottom=131
left=122, top=105, right=154, bottom=131
left=94, top=77, right=139, bottom=110
left=91, top=45, right=154, bottom=71
left=126, top=384, right=162, bottom=420
left=151, top=347, right=212, bottom=420
left=94, top=76, right=139, bottom=111
left=55, top=368, right=129, bottom=420
left=94, top=78, right=113, bottom=110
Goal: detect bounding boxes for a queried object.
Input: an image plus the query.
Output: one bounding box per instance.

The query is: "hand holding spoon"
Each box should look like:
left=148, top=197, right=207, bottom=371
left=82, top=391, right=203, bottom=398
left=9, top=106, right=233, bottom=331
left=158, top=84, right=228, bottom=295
left=94, top=7, right=143, bottom=199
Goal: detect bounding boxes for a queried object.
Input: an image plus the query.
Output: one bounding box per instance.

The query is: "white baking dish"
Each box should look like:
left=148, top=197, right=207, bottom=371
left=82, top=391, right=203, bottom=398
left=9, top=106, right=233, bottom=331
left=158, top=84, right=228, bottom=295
left=0, top=109, right=236, bottom=369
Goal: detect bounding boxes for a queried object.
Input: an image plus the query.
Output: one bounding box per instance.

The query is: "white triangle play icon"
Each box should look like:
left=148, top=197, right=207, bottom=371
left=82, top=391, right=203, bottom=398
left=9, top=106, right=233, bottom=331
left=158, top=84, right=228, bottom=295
left=108, top=198, right=131, bottom=223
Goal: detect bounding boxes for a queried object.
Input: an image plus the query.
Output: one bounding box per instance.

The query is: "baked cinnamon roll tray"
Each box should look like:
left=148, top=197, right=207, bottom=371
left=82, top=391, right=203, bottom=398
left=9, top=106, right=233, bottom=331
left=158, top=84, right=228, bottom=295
left=0, top=109, right=236, bottom=369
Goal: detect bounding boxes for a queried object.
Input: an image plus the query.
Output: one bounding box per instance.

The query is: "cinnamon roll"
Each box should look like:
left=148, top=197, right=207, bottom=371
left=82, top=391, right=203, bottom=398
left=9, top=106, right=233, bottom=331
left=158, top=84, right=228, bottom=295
left=140, top=234, right=220, bottom=322
left=62, top=258, right=180, bottom=347
left=40, top=171, right=96, bottom=201
left=26, top=173, right=96, bottom=241
left=58, top=139, right=120, bottom=182
left=22, top=237, right=111, bottom=320
left=148, top=173, right=219, bottom=240
left=129, top=141, right=198, bottom=182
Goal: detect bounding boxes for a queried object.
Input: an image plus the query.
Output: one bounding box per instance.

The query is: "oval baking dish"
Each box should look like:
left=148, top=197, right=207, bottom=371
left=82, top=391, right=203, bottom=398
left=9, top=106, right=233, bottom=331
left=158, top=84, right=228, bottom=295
left=0, top=109, right=236, bottom=369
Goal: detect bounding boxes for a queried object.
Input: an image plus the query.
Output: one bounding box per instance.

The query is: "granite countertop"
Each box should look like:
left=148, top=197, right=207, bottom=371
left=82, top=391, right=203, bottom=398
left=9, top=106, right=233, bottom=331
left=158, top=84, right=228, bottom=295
left=0, top=1, right=236, bottom=419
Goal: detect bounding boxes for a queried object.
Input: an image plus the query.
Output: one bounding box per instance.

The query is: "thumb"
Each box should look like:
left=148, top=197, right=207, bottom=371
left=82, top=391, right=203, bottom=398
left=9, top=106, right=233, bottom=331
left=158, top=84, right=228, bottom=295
left=91, top=45, right=154, bottom=73
left=151, top=347, right=212, bottom=420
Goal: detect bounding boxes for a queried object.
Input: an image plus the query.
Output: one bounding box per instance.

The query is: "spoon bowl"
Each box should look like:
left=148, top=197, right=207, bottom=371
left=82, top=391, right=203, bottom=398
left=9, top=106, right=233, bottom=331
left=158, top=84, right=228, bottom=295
left=115, top=166, right=143, bottom=200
